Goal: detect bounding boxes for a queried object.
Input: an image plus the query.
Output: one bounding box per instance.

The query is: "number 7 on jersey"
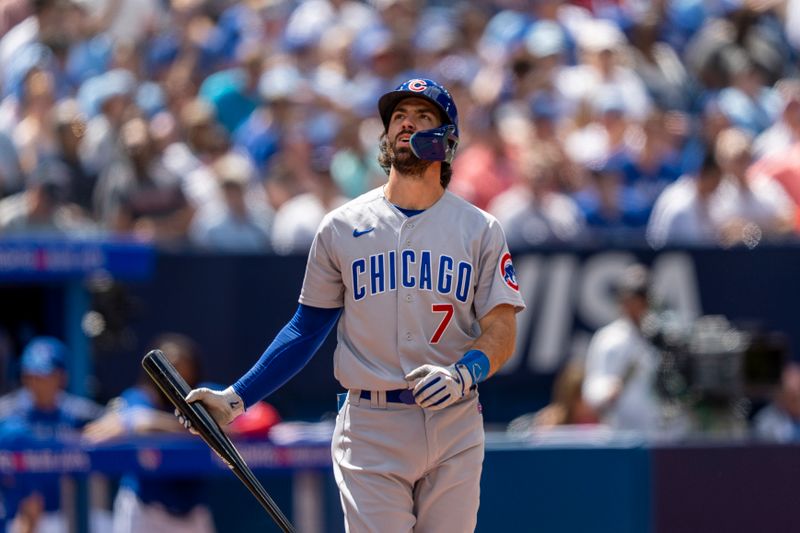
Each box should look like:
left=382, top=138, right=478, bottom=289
left=430, top=303, right=454, bottom=344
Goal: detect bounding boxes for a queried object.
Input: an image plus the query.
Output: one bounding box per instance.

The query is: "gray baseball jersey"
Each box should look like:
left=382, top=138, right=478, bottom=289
left=299, top=186, right=526, bottom=390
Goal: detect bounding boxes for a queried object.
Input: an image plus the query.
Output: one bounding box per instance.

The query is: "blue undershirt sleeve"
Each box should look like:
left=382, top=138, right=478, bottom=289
left=232, top=304, right=343, bottom=408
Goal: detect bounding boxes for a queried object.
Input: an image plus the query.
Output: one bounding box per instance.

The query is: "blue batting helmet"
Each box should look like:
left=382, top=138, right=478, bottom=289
left=378, top=78, right=459, bottom=163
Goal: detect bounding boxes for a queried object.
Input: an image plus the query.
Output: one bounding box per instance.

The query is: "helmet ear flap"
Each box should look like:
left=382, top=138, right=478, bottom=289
left=409, top=125, right=458, bottom=163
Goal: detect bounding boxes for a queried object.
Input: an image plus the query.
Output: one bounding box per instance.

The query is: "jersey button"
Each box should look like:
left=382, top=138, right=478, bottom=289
left=405, top=240, right=411, bottom=246
left=405, top=294, right=413, bottom=302
left=406, top=333, right=412, bottom=341
left=407, top=223, right=415, bottom=229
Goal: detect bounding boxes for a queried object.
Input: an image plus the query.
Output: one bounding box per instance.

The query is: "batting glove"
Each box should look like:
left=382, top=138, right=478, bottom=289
left=177, top=386, right=245, bottom=433
left=405, top=363, right=474, bottom=411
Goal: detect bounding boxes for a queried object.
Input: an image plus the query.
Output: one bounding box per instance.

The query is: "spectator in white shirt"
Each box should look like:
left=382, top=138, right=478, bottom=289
left=753, top=79, right=800, bottom=159
left=582, top=263, right=665, bottom=434
left=713, top=127, right=796, bottom=247
left=556, top=18, right=652, bottom=122
left=163, top=99, right=232, bottom=210
left=646, top=151, right=726, bottom=248
left=487, top=148, right=586, bottom=248
left=270, top=146, right=347, bottom=255
left=190, top=151, right=272, bottom=252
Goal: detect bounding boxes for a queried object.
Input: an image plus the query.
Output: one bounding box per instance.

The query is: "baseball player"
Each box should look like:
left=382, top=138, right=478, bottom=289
left=0, top=336, right=106, bottom=533
left=183, top=78, right=526, bottom=532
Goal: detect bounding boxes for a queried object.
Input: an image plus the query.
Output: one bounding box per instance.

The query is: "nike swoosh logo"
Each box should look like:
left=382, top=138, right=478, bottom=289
left=353, top=227, right=375, bottom=237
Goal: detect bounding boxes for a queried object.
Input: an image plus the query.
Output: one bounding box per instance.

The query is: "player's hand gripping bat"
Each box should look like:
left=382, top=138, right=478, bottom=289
left=142, top=349, right=296, bottom=533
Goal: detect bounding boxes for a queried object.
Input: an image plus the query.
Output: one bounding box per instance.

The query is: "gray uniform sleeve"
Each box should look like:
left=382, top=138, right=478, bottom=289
left=299, top=215, right=345, bottom=308
left=472, top=218, right=526, bottom=319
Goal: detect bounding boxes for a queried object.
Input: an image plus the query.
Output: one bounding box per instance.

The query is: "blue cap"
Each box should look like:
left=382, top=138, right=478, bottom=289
left=479, top=10, right=529, bottom=58
left=3, top=42, right=53, bottom=100
left=77, top=69, right=136, bottom=117
left=20, top=337, right=68, bottom=375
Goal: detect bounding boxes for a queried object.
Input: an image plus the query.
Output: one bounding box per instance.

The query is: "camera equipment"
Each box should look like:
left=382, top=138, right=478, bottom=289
left=642, top=313, right=787, bottom=405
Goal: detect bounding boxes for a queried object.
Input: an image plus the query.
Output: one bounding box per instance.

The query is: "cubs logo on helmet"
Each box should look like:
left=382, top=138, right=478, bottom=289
left=407, top=79, right=428, bottom=92
left=499, top=252, right=519, bottom=291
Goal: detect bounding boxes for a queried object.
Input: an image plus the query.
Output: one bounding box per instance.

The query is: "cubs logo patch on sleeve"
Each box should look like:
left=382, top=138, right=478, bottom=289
left=499, top=252, right=519, bottom=291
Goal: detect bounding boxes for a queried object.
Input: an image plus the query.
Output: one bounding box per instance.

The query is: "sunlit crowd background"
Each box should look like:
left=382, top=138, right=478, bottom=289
left=2, top=0, right=800, bottom=253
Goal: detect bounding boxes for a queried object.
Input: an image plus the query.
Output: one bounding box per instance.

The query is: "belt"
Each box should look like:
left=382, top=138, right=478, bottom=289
left=360, top=389, right=416, bottom=405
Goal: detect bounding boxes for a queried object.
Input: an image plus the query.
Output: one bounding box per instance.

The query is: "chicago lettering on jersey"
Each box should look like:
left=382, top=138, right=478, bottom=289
left=351, top=250, right=473, bottom=302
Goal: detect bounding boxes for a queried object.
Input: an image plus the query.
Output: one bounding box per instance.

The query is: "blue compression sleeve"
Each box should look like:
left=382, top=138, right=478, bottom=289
left=232, top=304, right=342, bottom=408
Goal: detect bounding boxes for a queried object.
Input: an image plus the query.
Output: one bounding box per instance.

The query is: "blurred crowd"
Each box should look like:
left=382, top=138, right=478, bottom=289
left=1, top=0, right=800, bottom=251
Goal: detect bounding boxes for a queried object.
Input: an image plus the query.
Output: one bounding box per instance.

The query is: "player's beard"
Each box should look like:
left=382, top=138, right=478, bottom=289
left=393, top=146, right=431, bottom=177
left=378, top=133, right=432, bottom=178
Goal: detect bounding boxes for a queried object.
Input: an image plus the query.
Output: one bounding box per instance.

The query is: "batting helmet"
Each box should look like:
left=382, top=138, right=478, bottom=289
left=378, top=78, right=459, bottom=164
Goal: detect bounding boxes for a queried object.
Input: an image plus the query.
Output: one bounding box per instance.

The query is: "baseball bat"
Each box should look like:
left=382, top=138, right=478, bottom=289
left=141, top=349, right=296, bottom=533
